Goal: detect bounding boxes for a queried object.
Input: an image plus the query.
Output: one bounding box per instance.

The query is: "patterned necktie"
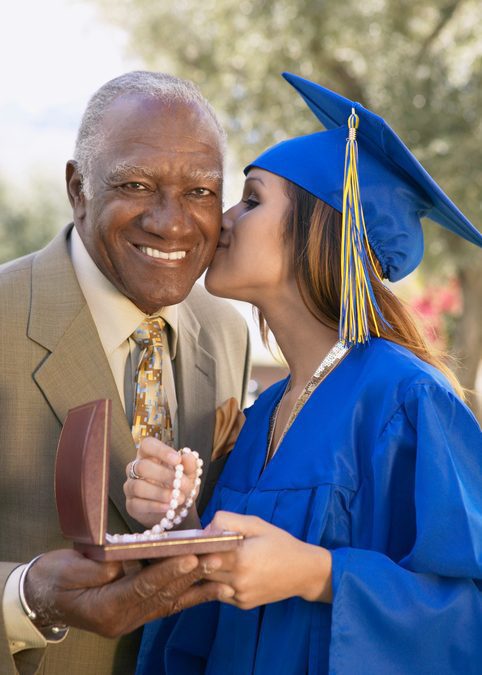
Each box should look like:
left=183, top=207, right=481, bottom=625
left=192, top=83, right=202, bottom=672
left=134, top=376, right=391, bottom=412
left=131, top=317, right=173, bottom=449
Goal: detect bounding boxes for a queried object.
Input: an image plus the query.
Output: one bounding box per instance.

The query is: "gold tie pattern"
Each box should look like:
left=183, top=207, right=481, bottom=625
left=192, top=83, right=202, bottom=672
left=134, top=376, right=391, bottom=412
left=131, top=317, right=173, bottom=449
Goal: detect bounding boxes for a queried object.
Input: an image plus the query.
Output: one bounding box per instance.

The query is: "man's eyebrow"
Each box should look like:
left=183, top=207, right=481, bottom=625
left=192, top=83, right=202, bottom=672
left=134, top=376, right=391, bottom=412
left=107, top=164, right=156, bottom=181
left=187, top=169, right=223, bottom=183
left=106, top=164, right=222, bottom=183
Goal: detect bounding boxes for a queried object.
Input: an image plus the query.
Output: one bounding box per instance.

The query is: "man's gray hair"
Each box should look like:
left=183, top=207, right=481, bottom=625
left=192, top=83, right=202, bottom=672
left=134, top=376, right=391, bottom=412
left=74, top=71, right=226, bottom=198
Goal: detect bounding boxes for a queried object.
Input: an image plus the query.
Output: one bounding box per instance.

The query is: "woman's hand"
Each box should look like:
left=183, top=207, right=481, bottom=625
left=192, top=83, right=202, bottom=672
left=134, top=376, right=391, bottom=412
left=200, top=511, right=333, bottom=610
left=124, top=438, right=200, bottom=528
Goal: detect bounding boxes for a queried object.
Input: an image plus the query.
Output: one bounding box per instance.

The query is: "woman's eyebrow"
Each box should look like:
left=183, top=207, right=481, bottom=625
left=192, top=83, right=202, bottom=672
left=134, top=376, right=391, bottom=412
left=245, top=176, right=265, bottom=187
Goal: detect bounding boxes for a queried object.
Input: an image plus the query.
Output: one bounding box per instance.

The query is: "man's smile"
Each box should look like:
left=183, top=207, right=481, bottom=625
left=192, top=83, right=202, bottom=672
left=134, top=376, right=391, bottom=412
left=136, top=245, right=187, bottom=261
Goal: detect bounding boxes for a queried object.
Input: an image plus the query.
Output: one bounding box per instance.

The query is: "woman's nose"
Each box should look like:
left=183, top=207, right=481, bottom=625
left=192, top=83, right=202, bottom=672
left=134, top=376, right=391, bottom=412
left=222, top=203, right=237, bottom=230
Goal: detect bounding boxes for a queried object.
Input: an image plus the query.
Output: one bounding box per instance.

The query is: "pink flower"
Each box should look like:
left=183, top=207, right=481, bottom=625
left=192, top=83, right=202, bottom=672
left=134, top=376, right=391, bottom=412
left=409, top=278, right=462, bottom=348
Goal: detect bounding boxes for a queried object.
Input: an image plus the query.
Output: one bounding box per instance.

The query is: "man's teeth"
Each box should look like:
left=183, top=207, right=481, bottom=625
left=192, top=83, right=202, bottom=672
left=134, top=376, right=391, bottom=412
left=139, top=246, right=186, bottom=260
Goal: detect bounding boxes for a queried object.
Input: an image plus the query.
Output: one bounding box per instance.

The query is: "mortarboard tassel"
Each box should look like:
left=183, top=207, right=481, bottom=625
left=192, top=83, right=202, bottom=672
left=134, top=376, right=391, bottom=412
left=339, top=109, right=387, bottom=346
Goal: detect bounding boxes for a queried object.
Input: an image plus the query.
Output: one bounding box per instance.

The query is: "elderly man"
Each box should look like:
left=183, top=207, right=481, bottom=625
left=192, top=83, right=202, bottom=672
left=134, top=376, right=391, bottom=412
left=0, top=72, right=250, bottom=674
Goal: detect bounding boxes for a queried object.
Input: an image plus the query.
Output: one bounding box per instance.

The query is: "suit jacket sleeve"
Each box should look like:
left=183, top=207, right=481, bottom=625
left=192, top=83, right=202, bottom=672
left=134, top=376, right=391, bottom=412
left=0, top=562, right=48, bottom=675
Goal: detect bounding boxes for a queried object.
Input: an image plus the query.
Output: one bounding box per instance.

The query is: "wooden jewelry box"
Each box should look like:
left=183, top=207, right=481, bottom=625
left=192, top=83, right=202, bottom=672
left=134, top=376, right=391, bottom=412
left=55, top=399, right=243, bottom=561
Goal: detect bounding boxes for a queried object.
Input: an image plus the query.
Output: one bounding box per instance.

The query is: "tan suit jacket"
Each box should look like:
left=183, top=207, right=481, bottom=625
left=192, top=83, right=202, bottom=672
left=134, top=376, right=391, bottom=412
left=0, top=226, right=250, bottom=674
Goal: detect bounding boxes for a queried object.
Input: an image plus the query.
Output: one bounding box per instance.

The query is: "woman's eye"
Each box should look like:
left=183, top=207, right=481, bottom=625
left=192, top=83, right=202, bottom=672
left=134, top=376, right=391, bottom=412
left=242, top=198, right=259, bottom=210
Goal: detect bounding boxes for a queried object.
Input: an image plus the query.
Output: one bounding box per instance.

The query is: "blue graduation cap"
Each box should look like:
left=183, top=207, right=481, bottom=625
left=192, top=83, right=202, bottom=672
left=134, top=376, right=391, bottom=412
left=247, top=72, right=482, bottom=346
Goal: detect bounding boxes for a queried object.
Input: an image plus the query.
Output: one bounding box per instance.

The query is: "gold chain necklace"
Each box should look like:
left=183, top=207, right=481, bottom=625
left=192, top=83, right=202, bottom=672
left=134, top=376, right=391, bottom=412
left=264, top=340, right=350, bottom=470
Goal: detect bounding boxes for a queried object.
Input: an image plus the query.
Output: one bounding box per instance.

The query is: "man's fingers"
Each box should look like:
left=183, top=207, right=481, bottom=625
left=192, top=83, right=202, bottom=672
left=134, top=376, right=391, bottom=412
left=199, top=552, right=235, bottom=573
left=165, top=581, right=235, bottom=615
left=104, top=555, right=213, bottom=633
left=118, top=580, right=235, bottom=635
left=132, top=555, right=201, bottom=599
left=132, top=552, right=225, bottom=604
left=125, top=579, right=234, bottom=629
left=90, top=555, right=201, bottom=631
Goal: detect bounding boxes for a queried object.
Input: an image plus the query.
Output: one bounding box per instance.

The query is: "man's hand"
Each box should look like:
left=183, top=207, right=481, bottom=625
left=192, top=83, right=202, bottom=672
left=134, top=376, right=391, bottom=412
left=24, top=549, right=233, bottom=638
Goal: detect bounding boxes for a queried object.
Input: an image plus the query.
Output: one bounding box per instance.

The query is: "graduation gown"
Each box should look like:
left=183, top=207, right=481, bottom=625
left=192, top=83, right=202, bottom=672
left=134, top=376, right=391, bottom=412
left=136, top=338, right=482, bottom=674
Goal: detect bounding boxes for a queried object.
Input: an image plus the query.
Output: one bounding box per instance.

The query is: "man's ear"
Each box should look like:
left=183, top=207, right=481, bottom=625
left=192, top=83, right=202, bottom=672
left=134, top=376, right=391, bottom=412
left=66, top=160, right=86, bottom=221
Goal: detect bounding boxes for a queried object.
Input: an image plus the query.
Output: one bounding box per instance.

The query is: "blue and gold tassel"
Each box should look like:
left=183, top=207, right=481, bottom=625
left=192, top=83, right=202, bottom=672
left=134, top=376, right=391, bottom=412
left=339, top=108, right=387, bottom=346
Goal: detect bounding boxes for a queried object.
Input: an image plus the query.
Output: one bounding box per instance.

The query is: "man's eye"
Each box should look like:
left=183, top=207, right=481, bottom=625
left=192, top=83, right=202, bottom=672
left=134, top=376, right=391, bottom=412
left=191, top=187, right=213, bottom=197
left=122, top=182, right=148, bottom=191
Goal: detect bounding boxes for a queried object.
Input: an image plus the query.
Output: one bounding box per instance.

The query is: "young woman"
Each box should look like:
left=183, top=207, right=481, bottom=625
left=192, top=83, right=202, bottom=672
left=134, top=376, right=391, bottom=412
left=129, top=74, right=482, bottom=674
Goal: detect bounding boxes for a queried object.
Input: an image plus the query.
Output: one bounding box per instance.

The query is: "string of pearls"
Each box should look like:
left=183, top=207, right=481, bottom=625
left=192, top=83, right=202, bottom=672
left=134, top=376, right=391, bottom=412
left=106, top=447, right=203, bottom=544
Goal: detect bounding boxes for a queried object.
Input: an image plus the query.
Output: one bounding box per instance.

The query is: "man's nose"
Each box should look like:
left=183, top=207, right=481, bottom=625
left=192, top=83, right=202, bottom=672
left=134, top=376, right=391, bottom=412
left=141, top=196, right=193, bottom=237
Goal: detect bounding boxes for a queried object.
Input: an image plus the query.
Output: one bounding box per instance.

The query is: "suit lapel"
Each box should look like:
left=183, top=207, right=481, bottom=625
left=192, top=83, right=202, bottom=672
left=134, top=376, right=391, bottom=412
left=29, top=227, right=139, bottom=531
left=175, top=298, right=216, bottom=489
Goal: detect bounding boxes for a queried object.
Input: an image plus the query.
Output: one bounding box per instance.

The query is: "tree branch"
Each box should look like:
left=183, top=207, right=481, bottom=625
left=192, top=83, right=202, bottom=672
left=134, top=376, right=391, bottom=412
left=417, top=0, right=461, bottom=63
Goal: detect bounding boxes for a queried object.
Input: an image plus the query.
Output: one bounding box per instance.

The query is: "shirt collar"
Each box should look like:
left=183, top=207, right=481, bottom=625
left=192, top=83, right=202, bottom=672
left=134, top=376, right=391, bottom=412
left=70, top=227, right=179, bottom=357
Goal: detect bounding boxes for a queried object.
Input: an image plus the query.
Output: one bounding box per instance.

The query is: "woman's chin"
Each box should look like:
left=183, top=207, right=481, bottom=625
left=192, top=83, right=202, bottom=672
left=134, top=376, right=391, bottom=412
left=205, top=274, right=245, bottom=302
left=205, top=272, right=228, bottom=298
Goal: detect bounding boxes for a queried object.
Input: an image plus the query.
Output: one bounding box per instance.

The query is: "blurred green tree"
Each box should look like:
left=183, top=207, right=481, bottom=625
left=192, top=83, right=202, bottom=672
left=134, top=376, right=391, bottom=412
left=0, top=177, right=69, bottom=264
left=96, top=0, right=482, bottom=410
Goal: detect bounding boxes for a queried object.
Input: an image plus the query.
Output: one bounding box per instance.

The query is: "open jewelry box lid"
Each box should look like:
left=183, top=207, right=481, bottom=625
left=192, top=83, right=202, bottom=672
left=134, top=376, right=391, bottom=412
left=55, top=399, right=243, bottom=560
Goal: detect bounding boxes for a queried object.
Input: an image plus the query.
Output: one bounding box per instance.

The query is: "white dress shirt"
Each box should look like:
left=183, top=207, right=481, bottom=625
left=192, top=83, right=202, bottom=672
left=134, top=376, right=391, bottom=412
left=70, top=227, right=179, bottom=436
left=5, top=226, right=180, bottom=653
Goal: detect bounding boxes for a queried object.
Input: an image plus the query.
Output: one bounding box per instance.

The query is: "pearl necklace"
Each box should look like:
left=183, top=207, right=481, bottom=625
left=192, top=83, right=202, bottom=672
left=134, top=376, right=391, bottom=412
left=106, top=447, right=203, bottom=544
left=264, top=340, right=349, bottom=469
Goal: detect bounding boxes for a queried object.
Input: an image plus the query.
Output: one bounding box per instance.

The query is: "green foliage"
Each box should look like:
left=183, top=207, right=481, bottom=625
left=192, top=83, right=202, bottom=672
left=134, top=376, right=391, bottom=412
left=93, top=0, right=482, bottom=262
left=0, top=177, right=70, bottom=264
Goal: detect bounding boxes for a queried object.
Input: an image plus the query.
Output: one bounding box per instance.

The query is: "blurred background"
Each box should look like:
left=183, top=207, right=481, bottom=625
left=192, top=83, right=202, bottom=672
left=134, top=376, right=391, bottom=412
left=1, top=0, right=481, bottom=415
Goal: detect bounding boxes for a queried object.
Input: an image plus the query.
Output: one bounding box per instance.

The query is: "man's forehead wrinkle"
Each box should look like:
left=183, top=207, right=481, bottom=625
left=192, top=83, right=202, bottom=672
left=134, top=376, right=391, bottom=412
left=102, top=114, right=221, bottom=145
left=103, top=134, right=223, bottom=160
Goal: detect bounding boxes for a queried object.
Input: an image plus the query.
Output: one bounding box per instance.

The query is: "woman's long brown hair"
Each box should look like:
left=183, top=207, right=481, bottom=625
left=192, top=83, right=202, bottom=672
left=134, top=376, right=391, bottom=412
left=257, top=180, right=464, bottom=399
